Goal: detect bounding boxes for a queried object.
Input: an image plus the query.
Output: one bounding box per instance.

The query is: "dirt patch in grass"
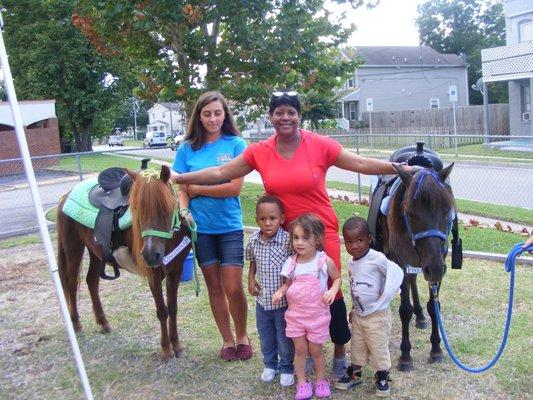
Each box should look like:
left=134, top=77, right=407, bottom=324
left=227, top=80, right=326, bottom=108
left=0, top=240, right=531, bottom=399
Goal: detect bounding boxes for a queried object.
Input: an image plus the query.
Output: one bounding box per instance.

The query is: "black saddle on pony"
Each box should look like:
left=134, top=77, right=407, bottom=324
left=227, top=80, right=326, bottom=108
left=367, top=142, right=462, bottom=269
left=88, top=167, right=133, bottom=280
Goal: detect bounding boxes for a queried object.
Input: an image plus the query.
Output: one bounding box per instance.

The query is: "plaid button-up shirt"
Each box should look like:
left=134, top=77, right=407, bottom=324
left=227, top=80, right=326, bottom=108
left=245, top=228, right=292, bottom=310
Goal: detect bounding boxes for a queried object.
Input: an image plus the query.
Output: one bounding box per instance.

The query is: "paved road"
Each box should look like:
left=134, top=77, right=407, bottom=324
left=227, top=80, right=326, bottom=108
left=1, top=147, right=531, bottom=238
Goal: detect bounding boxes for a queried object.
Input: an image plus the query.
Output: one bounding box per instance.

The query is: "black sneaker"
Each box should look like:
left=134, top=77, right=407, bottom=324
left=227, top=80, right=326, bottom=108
left=334, top=366, right=362, bottom=390
left=375, top=370, right=391, bottom=397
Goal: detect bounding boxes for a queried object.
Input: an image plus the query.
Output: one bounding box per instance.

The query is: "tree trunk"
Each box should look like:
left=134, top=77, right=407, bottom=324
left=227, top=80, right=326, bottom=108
left=81, top=121, right=93, bottom=152
left=70, top=119, right=82, bottom=153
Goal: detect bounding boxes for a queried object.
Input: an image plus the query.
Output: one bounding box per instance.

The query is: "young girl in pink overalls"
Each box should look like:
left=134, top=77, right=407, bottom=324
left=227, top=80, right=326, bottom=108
left=273, top=214, right=341, bottom=400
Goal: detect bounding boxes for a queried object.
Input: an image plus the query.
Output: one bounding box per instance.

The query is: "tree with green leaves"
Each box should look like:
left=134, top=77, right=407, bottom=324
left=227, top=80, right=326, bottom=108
left=416, top=0, right=506, bottom=105
left=75, top=0, right=362, bottom=118
left=2, top=0, right=134, bottom=152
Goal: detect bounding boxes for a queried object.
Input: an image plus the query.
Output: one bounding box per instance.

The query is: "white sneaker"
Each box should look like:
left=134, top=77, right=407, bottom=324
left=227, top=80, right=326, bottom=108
left=280, top=373, right=295, bottom=387
left=260, top=368, right=277, bottom=382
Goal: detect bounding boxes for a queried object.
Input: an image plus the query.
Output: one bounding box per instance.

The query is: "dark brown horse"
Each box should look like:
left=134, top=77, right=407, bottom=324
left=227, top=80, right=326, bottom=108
left=380, top=164, right=455, bottom=371
left=57, top=165, right=191, bottom=360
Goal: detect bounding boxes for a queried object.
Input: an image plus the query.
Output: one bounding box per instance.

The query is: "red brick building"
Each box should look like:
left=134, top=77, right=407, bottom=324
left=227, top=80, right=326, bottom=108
left=0, top=100, right=59, bottom=176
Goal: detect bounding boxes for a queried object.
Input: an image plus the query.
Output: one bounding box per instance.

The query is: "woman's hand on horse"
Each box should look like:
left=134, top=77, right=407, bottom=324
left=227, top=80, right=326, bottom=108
left=248, top=278, right=260, bottom=296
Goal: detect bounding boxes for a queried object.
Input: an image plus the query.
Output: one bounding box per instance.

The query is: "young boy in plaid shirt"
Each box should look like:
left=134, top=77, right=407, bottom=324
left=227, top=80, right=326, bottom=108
left=247, top=195, right=295, bottom=387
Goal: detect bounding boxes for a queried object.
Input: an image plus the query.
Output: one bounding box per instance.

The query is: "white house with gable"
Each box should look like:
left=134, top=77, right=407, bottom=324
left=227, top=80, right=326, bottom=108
left=147, top=102, right=187, bottom=137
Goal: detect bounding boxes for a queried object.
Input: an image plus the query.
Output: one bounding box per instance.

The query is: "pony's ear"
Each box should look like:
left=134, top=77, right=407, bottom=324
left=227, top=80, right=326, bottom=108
left=160, top=165, right=171, bottom=183
left=439, top=163, right=454, bottom=182
left=125, top=168, right=138, bottom=181
left=394, top=163, right=412, bottom=187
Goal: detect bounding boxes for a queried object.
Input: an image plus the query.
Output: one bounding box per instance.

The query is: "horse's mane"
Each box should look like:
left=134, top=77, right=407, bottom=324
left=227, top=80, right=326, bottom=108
left=129, top=173, right=176, bottom=278
left=404, top=170, right=455, bottom=214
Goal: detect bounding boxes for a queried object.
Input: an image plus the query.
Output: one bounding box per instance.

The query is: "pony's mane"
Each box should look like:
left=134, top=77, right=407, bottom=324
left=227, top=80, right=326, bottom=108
left=404, top=170, right=455, bottom=214
left=129, top=174, right=177, bottom=277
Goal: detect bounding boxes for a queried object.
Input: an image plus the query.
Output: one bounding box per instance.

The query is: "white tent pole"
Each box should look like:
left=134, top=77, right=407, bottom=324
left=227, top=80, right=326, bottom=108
left=0, top=12, right=94, bottom=400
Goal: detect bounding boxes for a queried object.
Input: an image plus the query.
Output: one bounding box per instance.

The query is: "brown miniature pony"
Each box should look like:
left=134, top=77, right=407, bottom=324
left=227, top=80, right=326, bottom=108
left=380, top=164, right=455, bottom=371
left=56, top=165, right=191, bottom=360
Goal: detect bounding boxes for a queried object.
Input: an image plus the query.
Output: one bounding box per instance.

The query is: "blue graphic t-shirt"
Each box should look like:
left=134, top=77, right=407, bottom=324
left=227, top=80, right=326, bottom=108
left=172, top=134, right=246, bottom=234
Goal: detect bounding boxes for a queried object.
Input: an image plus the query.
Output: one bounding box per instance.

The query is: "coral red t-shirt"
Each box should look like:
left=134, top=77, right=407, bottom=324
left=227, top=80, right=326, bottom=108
left=243, top=129, right=344, bottom=300
left=243, top=129, right=341, bottom=233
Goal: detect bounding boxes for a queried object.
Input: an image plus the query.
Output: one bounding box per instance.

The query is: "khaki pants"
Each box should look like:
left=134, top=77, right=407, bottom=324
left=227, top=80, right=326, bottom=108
left=350, top=308, right=392, bottom=371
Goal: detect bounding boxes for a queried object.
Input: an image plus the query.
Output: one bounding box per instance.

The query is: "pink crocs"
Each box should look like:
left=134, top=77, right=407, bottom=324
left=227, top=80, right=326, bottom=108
left=314, top=379, right=331, bottom=398
left=294, top=381, right=313, bottom=400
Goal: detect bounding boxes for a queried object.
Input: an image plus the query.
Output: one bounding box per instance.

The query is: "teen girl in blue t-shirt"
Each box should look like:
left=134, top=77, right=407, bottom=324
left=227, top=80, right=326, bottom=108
left=172, top=91, right=251, bottom=361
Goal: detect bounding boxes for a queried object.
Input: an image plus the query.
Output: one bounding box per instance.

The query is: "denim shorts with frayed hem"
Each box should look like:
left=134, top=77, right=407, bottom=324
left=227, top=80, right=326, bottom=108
left=195, top=230, right=244, bottom=268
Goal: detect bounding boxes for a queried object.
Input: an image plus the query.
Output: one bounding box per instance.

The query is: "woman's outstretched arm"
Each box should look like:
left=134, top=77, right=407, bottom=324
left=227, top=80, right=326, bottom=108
left=335, top=148, right=403, bottom=175
left=171, top=154, right=254, bottom=185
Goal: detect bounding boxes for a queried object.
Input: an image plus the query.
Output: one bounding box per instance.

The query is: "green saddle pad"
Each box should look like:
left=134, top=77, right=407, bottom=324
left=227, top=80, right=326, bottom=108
left=62, top=177, right=132, bottom=230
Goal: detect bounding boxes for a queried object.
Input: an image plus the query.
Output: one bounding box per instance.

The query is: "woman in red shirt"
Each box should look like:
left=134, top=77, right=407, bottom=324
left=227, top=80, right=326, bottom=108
left=172, top=92, right=404, bottom=379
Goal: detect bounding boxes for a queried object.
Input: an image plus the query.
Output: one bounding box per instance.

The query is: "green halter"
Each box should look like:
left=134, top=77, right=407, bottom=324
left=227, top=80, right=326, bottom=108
left=138, top=170, right=199, bottom=294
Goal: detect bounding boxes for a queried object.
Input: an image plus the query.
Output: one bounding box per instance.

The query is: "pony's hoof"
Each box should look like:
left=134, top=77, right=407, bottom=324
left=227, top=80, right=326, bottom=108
left=73, top=321, right=82, bottom=332
left=161, top=350, right=175, bottom=362
left=100, top=324, right=112, bottom=334
left=415, top=319, right=428, bottom=329
left=397, top=360, right=414, bottom=372
left=428, top=353, right=445, bottom=364
left=174, top=346, right=186, bottom=358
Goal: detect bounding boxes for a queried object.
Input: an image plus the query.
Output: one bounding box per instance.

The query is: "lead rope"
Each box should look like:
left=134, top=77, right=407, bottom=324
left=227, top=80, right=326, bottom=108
left=431, top=242, right=532, bottom=373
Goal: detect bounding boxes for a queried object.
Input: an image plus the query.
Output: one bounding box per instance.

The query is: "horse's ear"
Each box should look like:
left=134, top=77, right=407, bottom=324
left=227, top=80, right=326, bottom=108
left=160, top=165, right=170, bottom=183
left=439, top=163, right=454, bottom=182
left=125, top=168, right=138, bottom=181
left=394, top=163, right=412, bottom=187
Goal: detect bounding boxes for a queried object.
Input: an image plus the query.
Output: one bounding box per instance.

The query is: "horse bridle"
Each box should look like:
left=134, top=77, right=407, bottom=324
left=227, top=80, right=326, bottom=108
left=402, top=169, right=453, bottom=255
left=140, top=179, right=182, bottom=240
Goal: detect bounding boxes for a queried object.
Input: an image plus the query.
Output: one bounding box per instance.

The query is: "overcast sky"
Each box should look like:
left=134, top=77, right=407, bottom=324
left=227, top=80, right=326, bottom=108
left=329, top=0, right=426, bottom=46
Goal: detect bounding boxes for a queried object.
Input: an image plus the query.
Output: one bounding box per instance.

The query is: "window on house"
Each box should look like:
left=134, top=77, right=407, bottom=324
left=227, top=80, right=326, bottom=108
left=429, top=98, right=440, bottom=109
left=520, top=81, right=531, bottom=120
left=519, top=20, right=533, bottom=43
left=338, top=103, right=344, bottom=118
left=348, top=77, right=355, bottom=88
left=349, top=102, right=357, bottom=120
left=162, top=112, right=166, bottom=118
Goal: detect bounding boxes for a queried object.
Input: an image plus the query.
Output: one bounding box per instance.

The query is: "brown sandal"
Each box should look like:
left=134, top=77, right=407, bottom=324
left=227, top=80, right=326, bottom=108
left=220, top=346, right=237, bottom=361
left=236, top=338, right=252, bottom=360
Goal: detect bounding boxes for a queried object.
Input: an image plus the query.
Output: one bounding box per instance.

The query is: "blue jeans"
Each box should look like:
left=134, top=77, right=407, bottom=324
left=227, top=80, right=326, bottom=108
left=195, top=230, right=244, bottom=268
left=256, top=303, right=294, bottom=374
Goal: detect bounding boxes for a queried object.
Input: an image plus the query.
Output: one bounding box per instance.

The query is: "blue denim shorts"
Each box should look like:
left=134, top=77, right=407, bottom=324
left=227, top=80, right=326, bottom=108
left=194, top=230, right=244, bottom=268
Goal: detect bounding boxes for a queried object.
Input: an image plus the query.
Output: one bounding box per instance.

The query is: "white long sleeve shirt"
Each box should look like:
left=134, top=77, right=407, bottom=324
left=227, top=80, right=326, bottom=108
left=348, top=249, right=404, bottom=317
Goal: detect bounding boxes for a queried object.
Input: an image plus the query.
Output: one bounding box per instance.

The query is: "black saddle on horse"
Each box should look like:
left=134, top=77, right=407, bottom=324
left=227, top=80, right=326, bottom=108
left=88, top=167, right=133, bottom=280
left=368, top=142, right=462, bottom=269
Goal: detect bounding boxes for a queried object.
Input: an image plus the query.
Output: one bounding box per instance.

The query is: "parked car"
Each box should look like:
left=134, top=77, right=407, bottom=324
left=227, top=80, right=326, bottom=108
left=170, top=133, right=186, bottom=150
left=143, top=131, right=167, bottom=147
left=108, top=135, right=124, bottom=147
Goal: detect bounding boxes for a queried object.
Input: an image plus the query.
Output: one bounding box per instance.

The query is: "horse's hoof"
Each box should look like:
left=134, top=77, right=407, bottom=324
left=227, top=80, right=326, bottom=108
left=161, top=351, right=174, bottom=362
left=428, top=353, right=445, bottom=364
left=73, top=321, right=82, bottom=332
left=397, top=360, right=414, bottom=372
left=415, top=319, right=428, bottom=329
left=100, top=324, right=112, bottom=334
left=174, top=346, right=186, bottom=358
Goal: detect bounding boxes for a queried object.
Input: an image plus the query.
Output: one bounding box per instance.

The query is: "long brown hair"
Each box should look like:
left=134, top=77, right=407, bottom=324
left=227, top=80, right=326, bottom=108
left=186, top=91, right=240, bottom=150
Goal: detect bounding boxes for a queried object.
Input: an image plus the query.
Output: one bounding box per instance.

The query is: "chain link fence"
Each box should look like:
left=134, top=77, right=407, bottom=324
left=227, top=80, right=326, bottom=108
left=1, top=134, right=532, bottom=238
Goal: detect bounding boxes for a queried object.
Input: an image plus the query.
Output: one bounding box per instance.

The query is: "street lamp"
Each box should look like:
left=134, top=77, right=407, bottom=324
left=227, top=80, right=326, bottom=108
left=131, top=97, right=138, bottom=141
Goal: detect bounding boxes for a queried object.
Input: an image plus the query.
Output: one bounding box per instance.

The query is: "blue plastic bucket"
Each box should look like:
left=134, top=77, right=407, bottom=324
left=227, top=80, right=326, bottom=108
left=180, top=251, right=194, bottom=282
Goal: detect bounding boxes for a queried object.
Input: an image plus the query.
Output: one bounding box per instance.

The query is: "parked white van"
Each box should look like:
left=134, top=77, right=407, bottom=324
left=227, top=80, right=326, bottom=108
left=143, top=131, right=167, bottom=147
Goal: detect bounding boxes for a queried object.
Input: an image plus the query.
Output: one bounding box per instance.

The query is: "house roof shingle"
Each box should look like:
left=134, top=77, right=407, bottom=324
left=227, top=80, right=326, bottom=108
left=343, top=46, right=466, bottom=67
